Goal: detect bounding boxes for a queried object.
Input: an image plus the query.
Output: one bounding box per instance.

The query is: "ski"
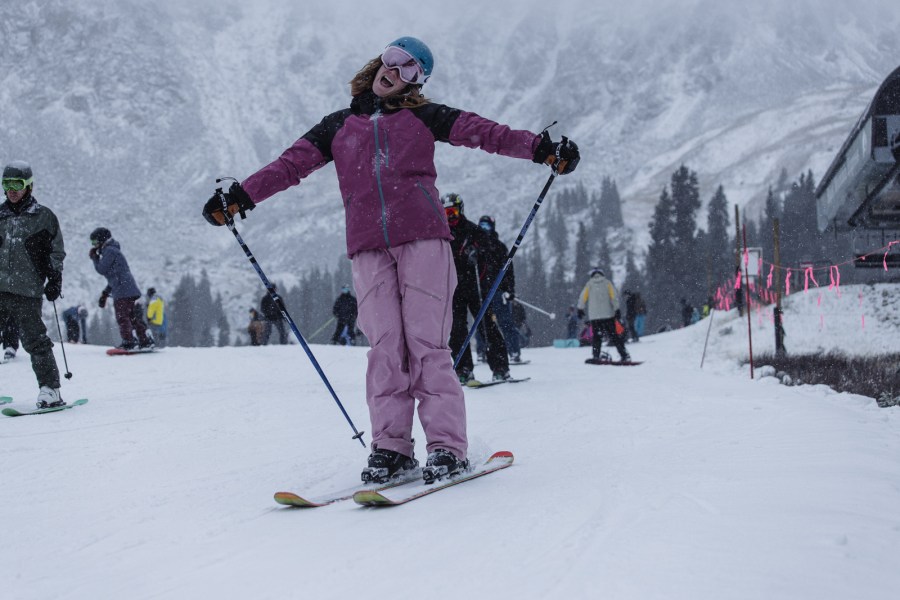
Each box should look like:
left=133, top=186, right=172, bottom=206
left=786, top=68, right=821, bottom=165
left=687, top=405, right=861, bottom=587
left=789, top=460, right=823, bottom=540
left=585, top=358, right=643, bottom=366
left=106, top=347, right=157, bottom=356
left=508, top=360, right=531, bottom=366
left=275, top=469, right=422, bottom=508
left=464, top=379, right=506, bottom=389
left=2, top=398, right=89, bottom=417
left=465, top=376, right=530, bottom=389
left=353, top=450, right=514, bottom=507
left=0, top=396, right=12, bottom=406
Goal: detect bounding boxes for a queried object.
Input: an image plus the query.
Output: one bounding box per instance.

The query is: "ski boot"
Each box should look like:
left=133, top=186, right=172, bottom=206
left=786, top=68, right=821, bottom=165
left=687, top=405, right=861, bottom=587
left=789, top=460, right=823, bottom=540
left=457, top=368, right=475, bottom=386
left=3, top=347, right=16, bottom=361
left=116, top=339, right=137, bottom=351
left=36, top=386, right=66, bottom=409
left=492, top=370, right=511, bottom=382
left=422, top=449, right=470, bottom=484
left=138, top=336, right=156, bottom=351
left=361, top=448, right=418, bottom=484
left=509, top=352, right=523, bottom=364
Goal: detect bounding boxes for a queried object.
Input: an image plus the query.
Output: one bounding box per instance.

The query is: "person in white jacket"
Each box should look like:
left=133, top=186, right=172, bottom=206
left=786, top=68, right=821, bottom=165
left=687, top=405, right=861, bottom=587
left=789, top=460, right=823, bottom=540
left=576, top=267, right=630, bottom=363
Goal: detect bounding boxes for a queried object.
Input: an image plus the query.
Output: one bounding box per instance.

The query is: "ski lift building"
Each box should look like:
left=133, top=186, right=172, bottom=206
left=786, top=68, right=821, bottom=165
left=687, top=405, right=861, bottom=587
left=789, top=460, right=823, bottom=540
left=815, top=65, right=900, bottom=266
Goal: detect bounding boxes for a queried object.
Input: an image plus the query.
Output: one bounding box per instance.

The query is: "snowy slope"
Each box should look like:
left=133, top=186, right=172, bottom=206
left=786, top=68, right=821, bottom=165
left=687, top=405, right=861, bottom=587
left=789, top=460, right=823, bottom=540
left=2, top=283, right=899, bottom=599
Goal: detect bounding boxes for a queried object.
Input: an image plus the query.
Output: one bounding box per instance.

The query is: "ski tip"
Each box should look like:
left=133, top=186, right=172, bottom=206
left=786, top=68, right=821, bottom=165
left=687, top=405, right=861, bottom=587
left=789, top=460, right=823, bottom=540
left=353, top=489, right=395, bottom=506
left=487, top=451, right=514, bottom=464
left=274, top=492, right=321, bottom=508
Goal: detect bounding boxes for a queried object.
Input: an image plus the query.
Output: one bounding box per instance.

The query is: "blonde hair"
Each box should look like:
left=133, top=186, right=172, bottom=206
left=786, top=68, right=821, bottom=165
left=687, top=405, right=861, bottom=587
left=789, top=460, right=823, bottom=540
left=350, top=55, right=430, bottom=110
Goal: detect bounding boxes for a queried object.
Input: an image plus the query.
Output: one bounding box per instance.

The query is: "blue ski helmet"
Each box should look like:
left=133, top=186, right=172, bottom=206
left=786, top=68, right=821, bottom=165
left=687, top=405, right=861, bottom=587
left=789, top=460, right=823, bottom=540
left=386, top=37, right=434, bottom=81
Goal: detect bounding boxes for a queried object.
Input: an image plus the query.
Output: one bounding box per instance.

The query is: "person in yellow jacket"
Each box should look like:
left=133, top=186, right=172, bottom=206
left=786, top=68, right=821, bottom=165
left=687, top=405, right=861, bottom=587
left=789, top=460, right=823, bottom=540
left=145, top=288, right=167, bottom=348
left=576, top=267, right=630, bottom=364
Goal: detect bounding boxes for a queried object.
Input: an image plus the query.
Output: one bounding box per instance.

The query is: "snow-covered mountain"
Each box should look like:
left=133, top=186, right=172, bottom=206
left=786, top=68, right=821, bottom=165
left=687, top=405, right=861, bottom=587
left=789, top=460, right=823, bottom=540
left=3, top=0, right=899, bottom=323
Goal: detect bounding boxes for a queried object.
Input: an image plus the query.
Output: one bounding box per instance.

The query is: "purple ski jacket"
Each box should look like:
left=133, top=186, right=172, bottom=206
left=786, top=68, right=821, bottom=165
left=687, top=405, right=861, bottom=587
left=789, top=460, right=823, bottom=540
left=242, top=91, right=541, bottom=257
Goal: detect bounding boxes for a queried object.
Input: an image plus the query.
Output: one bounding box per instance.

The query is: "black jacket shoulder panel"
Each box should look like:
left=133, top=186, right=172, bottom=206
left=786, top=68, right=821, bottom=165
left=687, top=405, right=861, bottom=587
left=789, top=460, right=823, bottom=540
left=410, top=103, right=462, bottom=142
left=302, top=109, right=352, bottom=161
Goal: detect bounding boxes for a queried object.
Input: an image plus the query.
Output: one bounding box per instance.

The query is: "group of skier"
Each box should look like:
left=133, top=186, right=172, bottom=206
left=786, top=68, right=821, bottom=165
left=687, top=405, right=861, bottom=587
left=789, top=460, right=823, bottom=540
left=0, top=159, right=168, bottom=408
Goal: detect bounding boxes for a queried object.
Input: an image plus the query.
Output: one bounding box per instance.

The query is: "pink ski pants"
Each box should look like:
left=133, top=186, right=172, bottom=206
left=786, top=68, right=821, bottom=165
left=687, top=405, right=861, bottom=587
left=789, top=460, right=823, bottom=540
left=352, top=238, right=467, bottom=460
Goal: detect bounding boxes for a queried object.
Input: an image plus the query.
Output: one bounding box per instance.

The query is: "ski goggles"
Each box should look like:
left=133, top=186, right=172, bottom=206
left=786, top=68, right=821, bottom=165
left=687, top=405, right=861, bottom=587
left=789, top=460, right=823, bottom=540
left=444, top=206, right=461, bottom=219
left=381, top=46, right=427, bottom=84
left=2, top=177, right=32, bottom=192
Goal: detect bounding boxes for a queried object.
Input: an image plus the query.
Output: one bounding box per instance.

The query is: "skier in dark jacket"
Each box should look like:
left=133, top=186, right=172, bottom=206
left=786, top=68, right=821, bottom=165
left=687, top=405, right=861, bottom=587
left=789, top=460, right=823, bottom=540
left=445, top=194, right=511, bottom=383
left=477, top=215, right=522, bottom=363
left=260, top=285, right=287, bottom=345
left=90, top=227, right=153, bottom=350
left=62, top=305, right=88, bottom=343
left=0, top=161, right=67, bottom=407
left=331, top=285, right=358, bottom=345
left=201, top=36, right=579, bottom=484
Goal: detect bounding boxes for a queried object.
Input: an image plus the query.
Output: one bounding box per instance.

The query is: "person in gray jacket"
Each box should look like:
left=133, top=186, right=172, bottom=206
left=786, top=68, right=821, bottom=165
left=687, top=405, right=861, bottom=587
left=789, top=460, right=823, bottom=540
left=89, top=227, right=153, bottom=350
left=0, top=161, right=66, bottom=407
left=576, top=267, right=630, bottom=364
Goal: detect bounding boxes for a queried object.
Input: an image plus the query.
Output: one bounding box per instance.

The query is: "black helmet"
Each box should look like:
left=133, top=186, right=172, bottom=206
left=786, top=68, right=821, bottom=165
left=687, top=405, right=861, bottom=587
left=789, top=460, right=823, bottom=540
left=589, top=266, right=605, bottom=277
left=147, top=287, right=156, bottom=297
left=90, top=227, right=112, bottom=246
left=2, top=160, right=34, bottom=188
left=478, top=215, right=495, bottom=232
left=441, top=193, right=464, bottom=213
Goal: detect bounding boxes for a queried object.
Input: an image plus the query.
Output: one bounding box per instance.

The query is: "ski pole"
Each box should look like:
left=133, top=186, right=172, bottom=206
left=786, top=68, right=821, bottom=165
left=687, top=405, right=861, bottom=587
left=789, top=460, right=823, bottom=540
left=214, top=181, right=366, bottom=447
left=308, top=316, right=336, bottom=341
left=51, top=301, right=73, bottom=379
left=506, top=294, right=556, bottom=320
left=454, top=172, right=557, bottom=369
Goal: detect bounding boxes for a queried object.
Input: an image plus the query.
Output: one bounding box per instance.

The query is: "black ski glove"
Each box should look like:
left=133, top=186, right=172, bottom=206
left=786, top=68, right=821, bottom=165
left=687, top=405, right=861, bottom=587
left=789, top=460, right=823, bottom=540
left=615, top=309, right=621, bottom=321
left=44, top=271, right=62, bottom=302
left=532, top=132, right=580, bottom=175
left=99, top=287, right=111, bottom=308
left=577, top=309, right=585, bottom=320
left=202, top=182, right=255, bottom=226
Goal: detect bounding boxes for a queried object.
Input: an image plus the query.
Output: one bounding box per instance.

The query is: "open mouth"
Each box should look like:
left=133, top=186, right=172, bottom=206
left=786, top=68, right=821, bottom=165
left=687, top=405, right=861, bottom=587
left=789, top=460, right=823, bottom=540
left=380, top=73, right=396, bottom=87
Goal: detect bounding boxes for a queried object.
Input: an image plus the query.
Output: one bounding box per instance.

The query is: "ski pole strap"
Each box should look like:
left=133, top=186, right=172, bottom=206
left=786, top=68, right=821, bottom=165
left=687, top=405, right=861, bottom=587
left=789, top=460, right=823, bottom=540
left=453, top=172, right=556, bottom=368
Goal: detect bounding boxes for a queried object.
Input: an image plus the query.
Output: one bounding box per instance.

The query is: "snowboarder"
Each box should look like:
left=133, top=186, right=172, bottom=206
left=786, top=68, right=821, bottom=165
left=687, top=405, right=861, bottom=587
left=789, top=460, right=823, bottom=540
left=89, top=227, right=154, bottom=351
left=576, top=267, right=630, bottom=363
left=330, top=284, right=358, bottom=346
left=201, top=36, right=579, bottom=483
left=565, top=305, right=579, bottom=339
left=445, top=195, right=511, bottom=383
left=61, top=305, right=88, bottom=344
left=146, top=287, right=167, bottom=348
left=260, top=284, right=288, bottom=345
left=477, top=214, right=523, bottom=363
left=0, top=161, right=67, bottom=407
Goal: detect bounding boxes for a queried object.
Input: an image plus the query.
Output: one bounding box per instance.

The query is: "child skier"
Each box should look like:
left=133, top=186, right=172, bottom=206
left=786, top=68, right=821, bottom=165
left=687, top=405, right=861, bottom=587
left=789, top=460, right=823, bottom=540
left=202, top=36, right=579, bottom=483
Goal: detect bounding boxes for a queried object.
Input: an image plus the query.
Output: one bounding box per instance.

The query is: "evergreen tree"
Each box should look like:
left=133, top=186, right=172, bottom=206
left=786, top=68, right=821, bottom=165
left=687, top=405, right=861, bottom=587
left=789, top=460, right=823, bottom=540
left=194, top=270, right=215, bottom=347
left=215, top=293, right=230, bottom=347
left=670, top=165, right=702, bottom=301
left=706, top=184, right=732, bottom=288
left=645, top=186, right=678, bottom=328
left=573, top=222, right=592, bottom=290
left=169, top=274, right=197, bottom=346
left=597, top=176, right=624, bottom=228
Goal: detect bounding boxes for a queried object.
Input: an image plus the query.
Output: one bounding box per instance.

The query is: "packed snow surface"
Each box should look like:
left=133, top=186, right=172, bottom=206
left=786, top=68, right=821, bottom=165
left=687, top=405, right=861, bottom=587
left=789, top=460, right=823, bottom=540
left=2, top=284, right=899, bottom=599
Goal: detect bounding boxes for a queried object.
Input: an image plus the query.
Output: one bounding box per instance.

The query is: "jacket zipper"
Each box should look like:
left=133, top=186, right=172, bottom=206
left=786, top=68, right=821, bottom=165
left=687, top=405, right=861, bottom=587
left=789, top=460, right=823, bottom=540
left=416, top=182, right=443, bottom=219
left=372, top=112, right=391, bottom=247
